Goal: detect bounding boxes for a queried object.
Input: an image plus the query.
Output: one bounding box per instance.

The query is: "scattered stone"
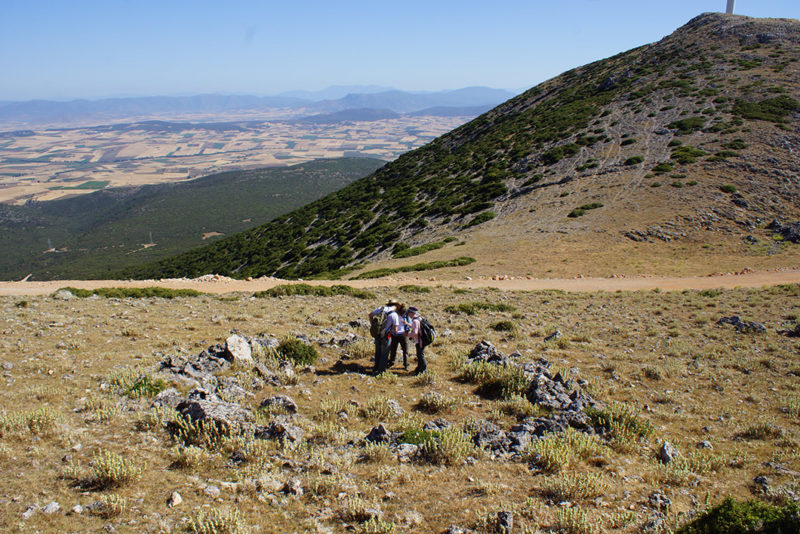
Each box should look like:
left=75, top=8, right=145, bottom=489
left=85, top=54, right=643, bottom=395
left=260, top=395, right=298, bottom=414
left=397, top=443, right=419, bottom=462
left=255, top=417, right=305, bottom=443
left=649, top=491, right=671, bottom=511
left=176, top=393, right=253, bottom=429
left=495, top=511, right=514, bottom=533
left=2, top=362, right=13, bottom=370
left=282, top=478, right=304, bottom=496
left=717, top=315, right=766, bottom=334
left=225, top=334, right=253, bottom=364
left=468, top=340, right=505, bottom=362
left=151, top=387, right=182, bottom=409
left=768, top=220, right=800, bottom=244
left=22, top=505, right=38, bottom=519
left=71, top=504, right=84, bottom=514
left=423, top=418, right=450, bottom=432
left=167, top=491, right=182, bottom=508
left=53, top=289, right=75, bottom=300
left=659, top=441, right=681, bottom=464
left=543, top=330, right=562, bottom=342
left=203, top=485, right=221, bottom=499
left=365, top=423, right=393, bottom=444
left=697, top=440, right=713, bottom=450
left=42, top=501, right=60, bottom=514
left=754, top=475, right=770, bottom=491
left=386, top=399, right=403, bottom=418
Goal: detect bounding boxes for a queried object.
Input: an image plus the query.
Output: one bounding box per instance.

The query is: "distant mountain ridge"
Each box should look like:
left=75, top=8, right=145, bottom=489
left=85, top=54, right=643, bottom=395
left=119, top=13, right=800, bottom=281
left=0, top=87, right=515, bottom=127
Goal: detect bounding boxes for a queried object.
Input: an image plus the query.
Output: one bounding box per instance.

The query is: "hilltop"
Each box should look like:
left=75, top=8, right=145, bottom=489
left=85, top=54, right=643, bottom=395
left=122, top=13, right=800, bottom=281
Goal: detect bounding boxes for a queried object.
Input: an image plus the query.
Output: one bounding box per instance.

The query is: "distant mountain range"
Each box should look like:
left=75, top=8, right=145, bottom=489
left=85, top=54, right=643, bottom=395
left=0, top=87, right=516, bottom=127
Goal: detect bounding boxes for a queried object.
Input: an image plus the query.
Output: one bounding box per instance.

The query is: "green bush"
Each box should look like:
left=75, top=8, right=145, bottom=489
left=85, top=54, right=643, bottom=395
left=491, top=320, right=516, bottom=332
left=353, top=257, right=476, bottom=280
left=568, top=202, right=604, bottom=218
left=677, top=497, right=800, bottom=534
left=444, top=301, right=516, bottom=315
left=398, top=285, right=431, bottom=294
left=653, top=162, right=674, bottom=173
left=720, top=184, right=737, bottom=194
left=57, top=287, right=202, bottom=299
left=254, top=283, right=373, bottom=299
left=393, top=241, right=447, bottom=259
left=464, top=211, right=496, bottom=228
left=671, top=146, right=707, bottom=164
left=733, top=95, right=800, bottom=123
left=624, top=156, right=644, bottom=166
left=621, top=138, right=637, bottom=146
left=278, top=337, right=319, bottom=365
left=668, top=116, right=706, bottom=133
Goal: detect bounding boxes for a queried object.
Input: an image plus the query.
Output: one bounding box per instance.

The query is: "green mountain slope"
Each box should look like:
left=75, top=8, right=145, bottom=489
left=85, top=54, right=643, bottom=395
left=0, top=158, right=384, bottom=280
left=122, top=13, right=800, bottom=281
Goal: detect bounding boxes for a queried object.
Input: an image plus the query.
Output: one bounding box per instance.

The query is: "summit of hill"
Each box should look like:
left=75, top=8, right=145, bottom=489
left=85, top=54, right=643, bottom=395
left=123, top=13, right=800, bottom=281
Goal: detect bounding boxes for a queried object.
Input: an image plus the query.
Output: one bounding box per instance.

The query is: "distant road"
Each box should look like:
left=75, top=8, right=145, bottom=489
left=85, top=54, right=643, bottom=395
left=0, top=268, right=798, bottom=296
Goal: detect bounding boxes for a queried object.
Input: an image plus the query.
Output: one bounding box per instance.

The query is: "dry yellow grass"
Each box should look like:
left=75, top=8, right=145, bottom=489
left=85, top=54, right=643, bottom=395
left=0, top=284, right=798, bottom=532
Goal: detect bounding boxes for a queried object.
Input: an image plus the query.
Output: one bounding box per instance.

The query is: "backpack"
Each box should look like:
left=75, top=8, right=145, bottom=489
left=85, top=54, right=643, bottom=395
left=419, top=317, right=436, bottom=347
left=370, top=309, right=390, bottom=339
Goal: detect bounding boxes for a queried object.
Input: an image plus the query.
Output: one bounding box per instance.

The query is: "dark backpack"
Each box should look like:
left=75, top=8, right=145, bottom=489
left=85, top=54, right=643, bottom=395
left=370, top=309, right=389, bottom=339
left=419, top=317, right=436, bottom=347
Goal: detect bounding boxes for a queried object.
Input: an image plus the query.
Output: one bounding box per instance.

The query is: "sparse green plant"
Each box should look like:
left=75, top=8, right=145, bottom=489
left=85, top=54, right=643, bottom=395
left=491, top=320, right=517, bottom=333
left=540, top=472, right=609, bottom=501
left=719, top=184, right=737, bottom=193
left=737, top=422, right=784, bottom=440
left=398, top=284, right=431, bottom=293
left=362, top=517, right=396, bottom=534
left=172, top=445, right=213, bottom=470
left=414, top=370, right=438, bottom=387
left=361, top=395, right=399, bottom=421
left=677, top=497, right=800, bottom=534
left=90, top=494, right=128, bottom=519
left=362, top=441, right=393, bottom=464
left=499, top=395, right=543, bottom=420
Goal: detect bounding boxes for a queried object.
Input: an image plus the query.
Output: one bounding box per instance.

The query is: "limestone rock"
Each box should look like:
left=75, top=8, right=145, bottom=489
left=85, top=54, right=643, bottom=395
left=260, top=395, right=298, bottom=414
left=225, top=334, right=253, bottom=364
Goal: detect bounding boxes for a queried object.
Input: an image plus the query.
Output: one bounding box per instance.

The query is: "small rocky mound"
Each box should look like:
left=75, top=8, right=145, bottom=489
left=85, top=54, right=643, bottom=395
left=717, top=315, right=767, bottom=333
left=768, top=220, right=800, bottom=244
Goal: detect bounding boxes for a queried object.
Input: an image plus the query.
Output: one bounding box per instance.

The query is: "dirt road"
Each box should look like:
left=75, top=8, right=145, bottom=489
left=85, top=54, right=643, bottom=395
left=0, top=267, right=798, bottom=296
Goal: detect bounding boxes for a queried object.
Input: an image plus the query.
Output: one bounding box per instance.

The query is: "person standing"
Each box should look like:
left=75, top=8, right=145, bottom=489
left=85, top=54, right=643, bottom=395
left=387, top=303, right=408, bottom=370
left=369, top=299, right=398, bottom=375
left=405, top=306, right=427, bottom=375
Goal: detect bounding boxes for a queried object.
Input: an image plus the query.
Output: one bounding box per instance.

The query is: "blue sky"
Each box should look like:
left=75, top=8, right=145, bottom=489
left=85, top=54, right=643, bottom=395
left=2, top=0, right=798, bottom=101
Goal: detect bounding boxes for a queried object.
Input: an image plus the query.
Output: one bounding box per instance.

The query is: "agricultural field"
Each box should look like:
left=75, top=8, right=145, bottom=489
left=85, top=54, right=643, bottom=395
left=0, top=114, right=469, bottom=204
left=1, top=283, right=798, bottom=532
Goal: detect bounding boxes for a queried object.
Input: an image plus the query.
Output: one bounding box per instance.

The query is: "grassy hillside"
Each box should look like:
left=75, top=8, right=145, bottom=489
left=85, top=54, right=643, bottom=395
left=123, top=14, right=800, bottom=281
left=0, top=158, right=383, bottom=280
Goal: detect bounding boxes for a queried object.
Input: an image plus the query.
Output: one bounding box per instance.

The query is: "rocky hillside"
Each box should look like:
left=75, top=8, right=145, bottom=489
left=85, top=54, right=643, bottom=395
left=123, top=13, right=800, bottom=280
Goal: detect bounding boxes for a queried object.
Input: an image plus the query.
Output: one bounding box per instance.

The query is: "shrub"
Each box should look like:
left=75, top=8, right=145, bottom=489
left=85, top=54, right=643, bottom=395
left=445, top=301, right=516, bottom=315
left=476, top=366, right=529, bottom=400
left=732, top=95, right=800, bottom=123
left=668, top=116, right=706, bottom=133
left=92, top=449, right=143, bottom=488
left=255, top=283, right=373, bottom=299
left=464, top=211, right=496, bottom=228
left=568, top=202, right=604, bottom=218
left=554, top=507, right=600, bottom=534
left=653, top=162, right=674, bottom=173
left=393, top=241, right=447, bottom=258
left=362, top=442, right=393, bottom=464
left=540, top=473, right=609, bottom=501
left=278, top=337, right=319, bottom=365
left=720, top=184, right=737, bottom=193
left=671, top=145, right=707, bottom=164
left=57, top=287, right=202, bottom=299
left=677, top=497, right=800, bottom=534
left=621, top=138, right=637, bottom=146
left=491, top=320, right=516, bottom=332
left=126, top=375, right=168, bottom=399
left=361, top=396, right=399, bottom=420
left=353, top=257, right=476, bottom=280
left=398, top=284, right=431, bottom=294
left=90, top=494, right=127, bottom=519
left=624, top=156, right=644, bottom=165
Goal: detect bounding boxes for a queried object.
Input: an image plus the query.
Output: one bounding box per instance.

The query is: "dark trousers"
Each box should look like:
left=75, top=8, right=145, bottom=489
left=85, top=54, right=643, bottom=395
left=414, top=342, right=427, bottom=374
left=372, top=336, right=390, bottom=375
left=388, top=334, right=408, bottom=368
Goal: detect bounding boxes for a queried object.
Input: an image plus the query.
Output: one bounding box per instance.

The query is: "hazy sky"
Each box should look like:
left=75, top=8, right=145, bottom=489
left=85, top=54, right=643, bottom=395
left=2, top=0, right=798, bottom=101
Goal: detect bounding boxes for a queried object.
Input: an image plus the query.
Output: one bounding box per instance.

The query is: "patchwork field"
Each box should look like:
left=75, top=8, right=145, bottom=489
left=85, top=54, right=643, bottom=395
left=1, top=282, right=798, bottom=532
left=0, top=114, right=469, bottom=204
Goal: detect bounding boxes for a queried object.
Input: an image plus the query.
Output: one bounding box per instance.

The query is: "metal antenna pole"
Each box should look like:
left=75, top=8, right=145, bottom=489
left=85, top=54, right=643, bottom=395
left=726, top=0, right=735, bottom=14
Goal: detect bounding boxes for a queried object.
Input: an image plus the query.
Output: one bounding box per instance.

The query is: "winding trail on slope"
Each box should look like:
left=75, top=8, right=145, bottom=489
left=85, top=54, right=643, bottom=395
left=0, top=268, right=798, bottom=296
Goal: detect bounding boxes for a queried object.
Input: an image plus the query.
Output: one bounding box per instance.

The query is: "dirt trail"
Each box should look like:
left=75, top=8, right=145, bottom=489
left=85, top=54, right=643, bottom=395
left=1, top=268, right=798, bottom=296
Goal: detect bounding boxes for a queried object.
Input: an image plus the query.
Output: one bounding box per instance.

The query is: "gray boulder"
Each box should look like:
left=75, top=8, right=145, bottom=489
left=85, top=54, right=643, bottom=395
left=260, top=395, right=298, bottom=414
left=225, top=334, right=253, bottom=364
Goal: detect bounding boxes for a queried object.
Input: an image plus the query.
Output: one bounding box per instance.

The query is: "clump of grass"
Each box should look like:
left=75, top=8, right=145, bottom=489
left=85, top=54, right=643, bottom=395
left=498, top=395, right=543, bottom=420
left=339, top=495, right=380, bottom=522
left=568, top=202, right=604, bottom=218
left=277, top=336, right=319, bottom=365
left=444, top=301, right=516, bottom=315
left=414, top=370, right=438, bottom=387
left=527, top=428, right=609, bottom=472
left=417, top=391, right=459, bottom=414
left=736, top=422, right=784, bottom=440
left=586, top=402, right=654, bottom=452
left=393, top=240, right=447, bottom=258
left=719, top=184, right=737, bottom=193
left=254, top=283, right=374, bottom=299
left=361, top=396, right=400, bottom=421
left=419, top=427, right=475, bottom=466
left=540, top=472, right=609, bottom=501
left=361, top=441, right=393, bottom=464
left=363, top=517, right=397, bottom=534
left=170, top=414, right=231, bottom=449
left=491, top=320, right=517, bottom=333
left=554, top=507, right=600, bottom=534
left=92, top=449, right=143, bottom=488
left=172, top=445, right=212, bottom=470
left=316, top=399, right=357, bottom=421
left=353, top=257, right=476, bottom=279
left=90, top=494, right=128, bottom=519
left=186, top=507, right=246, bottom=534
left=398, top=284, right=431, bottom=293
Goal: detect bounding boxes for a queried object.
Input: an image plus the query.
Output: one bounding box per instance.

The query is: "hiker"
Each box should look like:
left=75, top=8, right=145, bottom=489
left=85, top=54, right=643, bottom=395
left=387, top=303, right=409, bottom=370
left=405, top=306, right=427, bottom=375
left=368, top=298, right=398, bottom=375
